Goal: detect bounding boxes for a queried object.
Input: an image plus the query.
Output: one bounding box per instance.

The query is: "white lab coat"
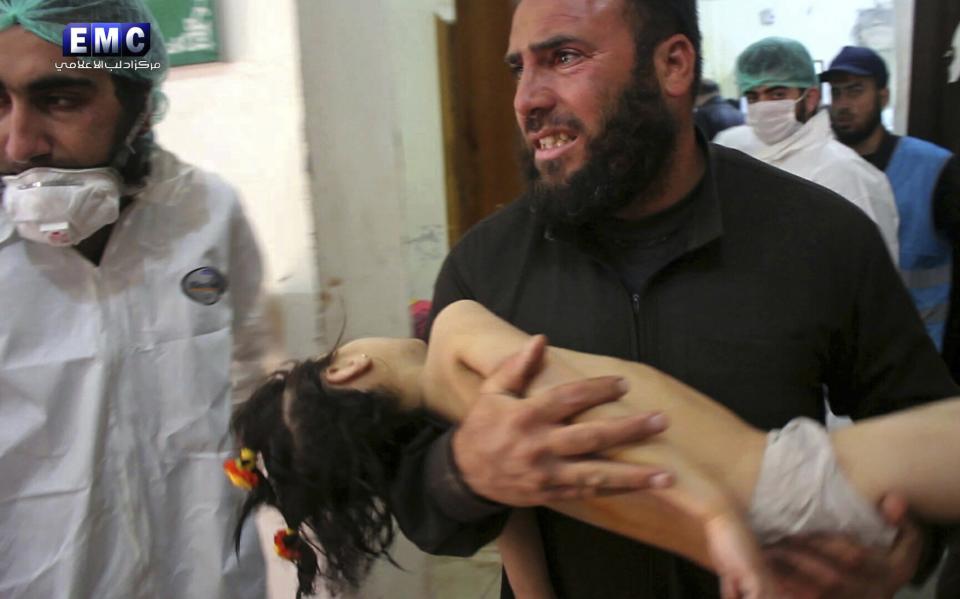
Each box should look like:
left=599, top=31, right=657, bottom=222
left=0, top=147, right=268, bottom=598
left=715, top=111, right=900, bottom=265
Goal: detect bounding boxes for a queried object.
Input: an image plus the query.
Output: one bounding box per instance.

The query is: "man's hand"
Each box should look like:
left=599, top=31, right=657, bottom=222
left=451, top=335, right=672, bottom=506
left=764, top=495, right=923, bottom=598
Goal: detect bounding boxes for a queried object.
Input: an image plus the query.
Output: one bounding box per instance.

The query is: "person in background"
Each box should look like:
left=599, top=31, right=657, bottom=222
left=694, top=78, right=744, bottom=140
left=715, top=37, right=900, bottom=264
left=821, top=43, right=960, bottom=599
left=822, top=45, right=960, bottom=356
left=0, top=1, right=268, bottom=597
left=387, top=2, right=956, bottom=597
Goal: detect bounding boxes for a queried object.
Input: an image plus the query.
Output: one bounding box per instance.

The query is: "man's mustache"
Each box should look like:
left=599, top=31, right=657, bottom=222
left=524, top=113, right=585, bottom=136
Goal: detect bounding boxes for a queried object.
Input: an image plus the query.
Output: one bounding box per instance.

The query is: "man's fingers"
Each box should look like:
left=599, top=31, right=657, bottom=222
left=765, top=545, right=846, bottom=593
left=878, top=493, right=909, bottom=527
left=461, top=345, right=675, bottom=508
left=878, top=494, right=923, bottom=583
left=767, top=518, right=922, bottom=599
left=783, top=534, right=868, bottom=570
left=538, top=460, right=673, bottom=501
left=480, top=335, right=548, bottom=396
left=766, top=554, right=818, bottom=599
left=524, top=376, right=631, bottom=423
left=546, top=413, right=669, bottom=456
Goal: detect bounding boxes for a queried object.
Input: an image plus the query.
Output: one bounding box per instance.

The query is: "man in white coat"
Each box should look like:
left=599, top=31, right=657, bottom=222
left=715, top=37, right=900, bottom=265
left=0, top=1, right=267, bottom=597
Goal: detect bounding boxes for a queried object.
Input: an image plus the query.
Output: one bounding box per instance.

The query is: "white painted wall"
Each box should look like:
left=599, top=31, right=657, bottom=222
left=155, top=0, right=320, bottom=360
left=699, top=0, right=914, bottom=133
left=296, top=0, right=450, bottom=348
left=296, top=0, right=411, bottom=347
left=387, top=0, right=453, bottom=306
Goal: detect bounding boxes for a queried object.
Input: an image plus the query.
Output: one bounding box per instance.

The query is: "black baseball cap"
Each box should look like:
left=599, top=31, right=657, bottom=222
left=820, top=46, right=889, bottom=88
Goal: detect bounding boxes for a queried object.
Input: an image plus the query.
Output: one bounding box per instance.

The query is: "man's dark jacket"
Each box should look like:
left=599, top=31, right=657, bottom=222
left=390, top=144, right=958, bottom=598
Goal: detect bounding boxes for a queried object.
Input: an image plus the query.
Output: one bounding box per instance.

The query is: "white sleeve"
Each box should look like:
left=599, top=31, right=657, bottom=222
left=227, top=197, right=270, bottom=404
left=814, top=162, right=900, bottom=267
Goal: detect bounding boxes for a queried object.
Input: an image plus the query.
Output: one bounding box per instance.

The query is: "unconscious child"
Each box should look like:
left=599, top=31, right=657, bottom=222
left=225, top=299, right=960, bottom=599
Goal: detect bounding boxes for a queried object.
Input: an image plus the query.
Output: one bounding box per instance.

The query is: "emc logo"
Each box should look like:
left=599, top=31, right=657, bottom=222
left=62, top=23, right=151, bottom=57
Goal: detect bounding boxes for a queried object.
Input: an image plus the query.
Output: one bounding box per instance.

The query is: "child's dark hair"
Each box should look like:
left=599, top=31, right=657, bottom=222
left=230, top=354, right=427, bottom=597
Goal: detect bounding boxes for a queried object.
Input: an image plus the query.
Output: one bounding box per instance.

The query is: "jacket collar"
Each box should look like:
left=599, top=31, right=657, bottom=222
left=686, top=133, right=724, bottom=253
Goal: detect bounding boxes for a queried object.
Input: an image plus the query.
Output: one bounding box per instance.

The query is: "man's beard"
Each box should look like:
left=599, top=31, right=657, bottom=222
left=519, top=66, right=678, bottom=229
left=831, top=98, right=883, bottom=147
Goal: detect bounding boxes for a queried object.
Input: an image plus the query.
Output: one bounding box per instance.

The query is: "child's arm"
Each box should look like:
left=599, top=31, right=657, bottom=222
left=497, top=510, right=558, bottom=599
left=831, top=398, right=960, bottom=521
left=426, top=300, right=775, bottom=595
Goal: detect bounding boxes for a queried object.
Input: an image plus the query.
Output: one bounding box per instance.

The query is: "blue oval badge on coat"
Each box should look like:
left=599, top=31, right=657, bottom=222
left=181, top=267, right=228, bottom=305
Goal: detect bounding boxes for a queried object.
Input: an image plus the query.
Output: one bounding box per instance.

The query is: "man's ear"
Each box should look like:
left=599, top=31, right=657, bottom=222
left=802, top=86, right=821, bottom=120
left=879, top=87, right=891, bottom=110
left=324, top=354, right=373, bottom=385
left=655, top=33, right=697, bottom=99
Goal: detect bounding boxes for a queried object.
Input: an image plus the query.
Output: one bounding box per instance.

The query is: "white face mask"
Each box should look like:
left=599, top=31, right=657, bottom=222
left=746, top=96, right=805, bottom=145
left=2, top=167, right=122, bottom=247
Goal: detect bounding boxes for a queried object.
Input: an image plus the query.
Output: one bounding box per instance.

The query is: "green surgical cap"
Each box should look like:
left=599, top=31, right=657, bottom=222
left=0, top=0, right=168, bottom=88
left=735, top=37, right=817, bottom=95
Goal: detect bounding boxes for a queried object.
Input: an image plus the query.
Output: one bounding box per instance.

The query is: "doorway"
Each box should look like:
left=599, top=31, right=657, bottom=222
left=908, top=1, right=960, bottom=153
left=438, top=0, right=521, bottom=245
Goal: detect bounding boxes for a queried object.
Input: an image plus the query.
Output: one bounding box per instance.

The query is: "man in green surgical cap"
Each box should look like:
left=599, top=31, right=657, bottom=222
left=0, top=2, right=268, bottom=597
left=715, top=36, right=900, bottom=266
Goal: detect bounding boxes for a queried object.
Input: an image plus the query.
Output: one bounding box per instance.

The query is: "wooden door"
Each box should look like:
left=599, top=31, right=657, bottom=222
left=437, top=0, right=523, bottom=245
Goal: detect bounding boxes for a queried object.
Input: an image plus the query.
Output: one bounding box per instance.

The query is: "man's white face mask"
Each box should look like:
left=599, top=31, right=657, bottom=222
left=2, top=167, right=122, bottom=247
left=746, top=93, right=807, bottom=146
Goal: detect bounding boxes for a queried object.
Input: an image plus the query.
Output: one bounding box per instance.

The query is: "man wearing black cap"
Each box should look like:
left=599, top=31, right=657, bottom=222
left=822, top=46, right=960, bottom=357
left=823, top=45, right=960, bottom=599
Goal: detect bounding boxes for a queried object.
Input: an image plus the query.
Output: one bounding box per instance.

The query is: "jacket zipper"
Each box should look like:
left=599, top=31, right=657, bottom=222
left=578, top=247, right=644, bottom=361
left=631, top=292, right=642, bottom=360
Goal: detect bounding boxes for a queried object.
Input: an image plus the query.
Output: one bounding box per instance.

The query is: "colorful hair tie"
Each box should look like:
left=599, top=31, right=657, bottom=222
left=274, top=527, right=302, bottom=561
left=223, top=448, right=260, bottom=490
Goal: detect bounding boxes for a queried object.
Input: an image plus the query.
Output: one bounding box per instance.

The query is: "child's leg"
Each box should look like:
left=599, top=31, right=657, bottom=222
left=549, top=446, right=776, bottom=598
left=497, top=486, right=774, bottom=599
left=497, top=510, right=557, bottom=599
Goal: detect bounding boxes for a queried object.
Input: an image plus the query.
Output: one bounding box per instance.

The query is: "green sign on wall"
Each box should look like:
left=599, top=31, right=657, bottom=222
left=144, top=0, right=219, bottom=66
